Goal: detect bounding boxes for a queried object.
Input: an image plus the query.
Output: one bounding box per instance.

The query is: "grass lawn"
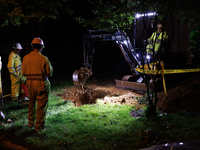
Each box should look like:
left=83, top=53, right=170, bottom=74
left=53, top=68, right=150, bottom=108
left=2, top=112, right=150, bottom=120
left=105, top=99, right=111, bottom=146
left=0, top=77, right=200, bottom=150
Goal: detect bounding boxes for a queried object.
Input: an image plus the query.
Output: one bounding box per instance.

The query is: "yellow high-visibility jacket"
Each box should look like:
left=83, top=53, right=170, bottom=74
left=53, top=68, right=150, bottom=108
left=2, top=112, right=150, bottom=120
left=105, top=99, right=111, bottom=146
left=146, top=31, right=169, bottom=53
left=7, top=51, right=26, bottom=100
left=7, top=51, right=22, bottom=77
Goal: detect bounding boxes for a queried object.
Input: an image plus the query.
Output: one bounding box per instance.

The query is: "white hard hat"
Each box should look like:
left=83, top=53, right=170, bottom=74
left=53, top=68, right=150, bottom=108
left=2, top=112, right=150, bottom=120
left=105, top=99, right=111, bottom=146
left=31, top=37, right=45, bottom=47
left=13, top=43, right=22, bottom=50
left=157, top=23, right=163, bottom=29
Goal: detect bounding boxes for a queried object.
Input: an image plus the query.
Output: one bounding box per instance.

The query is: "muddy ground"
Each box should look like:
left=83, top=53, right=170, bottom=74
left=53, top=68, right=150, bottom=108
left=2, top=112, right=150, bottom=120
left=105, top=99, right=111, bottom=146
left=58, top=84, right=144, bottom=108
left=59, top=72, right=200, bottom=114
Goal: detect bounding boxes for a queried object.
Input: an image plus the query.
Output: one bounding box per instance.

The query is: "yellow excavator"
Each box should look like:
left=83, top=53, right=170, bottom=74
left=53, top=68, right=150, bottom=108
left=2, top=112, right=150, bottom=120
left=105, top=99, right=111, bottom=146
left=73, top=28, right=147, bottom=93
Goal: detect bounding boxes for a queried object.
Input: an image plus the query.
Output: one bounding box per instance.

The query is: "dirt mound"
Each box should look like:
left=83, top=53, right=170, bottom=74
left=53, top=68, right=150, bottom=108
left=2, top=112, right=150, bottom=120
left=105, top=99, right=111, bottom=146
left=57, top=72, right=200, bottom=113
left=59, top=84, right=143, bottom=108
left=157, top=72, right=200, bottom=113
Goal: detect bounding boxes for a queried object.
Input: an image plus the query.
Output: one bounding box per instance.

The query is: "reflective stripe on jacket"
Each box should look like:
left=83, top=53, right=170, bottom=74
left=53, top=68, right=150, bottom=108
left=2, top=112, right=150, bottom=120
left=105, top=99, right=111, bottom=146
left=146, top=31, right=169, bottom=53
left=7, top=51, right=22, bottom=77
left=148, top=31, right=168, bottom=42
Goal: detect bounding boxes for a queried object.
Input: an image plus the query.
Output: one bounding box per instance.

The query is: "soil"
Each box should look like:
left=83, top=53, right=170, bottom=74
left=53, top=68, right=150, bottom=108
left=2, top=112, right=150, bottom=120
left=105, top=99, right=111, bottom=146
left=58, top=84, right=144, bottom=109
left=157, top=72, right=200, bottom=113
left=59, top=72, right=200, bottom=114
left=1, top=72, right=200, bottom=150
left=58, top=72, right=200, bottom=114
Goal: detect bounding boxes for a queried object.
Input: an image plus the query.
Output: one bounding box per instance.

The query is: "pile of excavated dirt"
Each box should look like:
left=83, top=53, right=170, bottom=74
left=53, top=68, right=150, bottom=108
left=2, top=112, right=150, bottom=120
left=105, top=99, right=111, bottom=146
left=157, top=72, right=200, bottom=113
left=58, top=84, right=144, bottom=109
left=58, top=72, right=200, bottom=114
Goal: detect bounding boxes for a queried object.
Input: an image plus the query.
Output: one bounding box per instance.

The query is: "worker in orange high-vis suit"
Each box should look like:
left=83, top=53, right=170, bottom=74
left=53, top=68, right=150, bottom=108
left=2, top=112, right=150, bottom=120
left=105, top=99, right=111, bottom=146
left=7, top=43, right=26, bottom=102
left=22, top=37, right=53, bottom=132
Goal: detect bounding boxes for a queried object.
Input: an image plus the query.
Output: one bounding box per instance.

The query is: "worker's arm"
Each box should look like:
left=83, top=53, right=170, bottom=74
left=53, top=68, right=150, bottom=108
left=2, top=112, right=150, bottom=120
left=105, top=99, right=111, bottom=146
left=45, top=57, right=53, bottom=77
left=158, top=32, right=169, bottom=43
left=7, top=52, right=18, bottom=77
left=164, top=32, right=169, bottom=42
left=48, top=60, right=53, bottom=77
left=147, top=32, right=156, bottom=43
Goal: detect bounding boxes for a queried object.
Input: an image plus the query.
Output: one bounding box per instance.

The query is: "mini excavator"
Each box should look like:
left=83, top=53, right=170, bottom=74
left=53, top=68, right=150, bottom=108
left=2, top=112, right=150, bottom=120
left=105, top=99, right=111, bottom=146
left=73, top=28, right=148, bottom=93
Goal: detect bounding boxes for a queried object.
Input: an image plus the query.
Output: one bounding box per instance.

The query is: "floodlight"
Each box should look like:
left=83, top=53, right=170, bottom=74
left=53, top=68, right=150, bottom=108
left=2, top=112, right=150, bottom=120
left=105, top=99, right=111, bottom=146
left=135, top=12, right=156, bottom=19
left=146, top=55, right=151, bottom=60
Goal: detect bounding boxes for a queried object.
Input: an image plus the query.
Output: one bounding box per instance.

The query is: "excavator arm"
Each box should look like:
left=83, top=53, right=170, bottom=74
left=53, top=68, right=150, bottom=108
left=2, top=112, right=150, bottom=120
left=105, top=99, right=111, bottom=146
left=73, top=28, right=141, bottom=93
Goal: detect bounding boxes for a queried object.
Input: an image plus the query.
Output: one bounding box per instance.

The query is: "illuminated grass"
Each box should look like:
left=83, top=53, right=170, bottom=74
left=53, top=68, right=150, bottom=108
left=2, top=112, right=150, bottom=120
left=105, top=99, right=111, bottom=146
left=1, top=80, right=200, bottom=150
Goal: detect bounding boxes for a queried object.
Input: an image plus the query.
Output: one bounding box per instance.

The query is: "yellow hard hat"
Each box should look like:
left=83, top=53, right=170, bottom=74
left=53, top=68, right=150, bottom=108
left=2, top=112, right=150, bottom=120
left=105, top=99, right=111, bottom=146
left=31, top=37, right=45, bottom=47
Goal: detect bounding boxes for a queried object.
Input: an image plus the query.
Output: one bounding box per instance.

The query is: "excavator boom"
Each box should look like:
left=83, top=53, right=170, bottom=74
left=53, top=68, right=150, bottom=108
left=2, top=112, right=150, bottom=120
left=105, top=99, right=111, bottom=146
left=73, top=28, right=144, bottom=93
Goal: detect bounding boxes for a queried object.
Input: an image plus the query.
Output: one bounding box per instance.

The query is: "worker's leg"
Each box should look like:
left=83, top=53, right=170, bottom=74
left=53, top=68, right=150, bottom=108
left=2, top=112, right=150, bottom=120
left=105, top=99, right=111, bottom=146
left=35, top=80, right=50, bottom=131
left=35, top=91, right=49, bottom=131
left=10, top=75, right=21, bottom=101
left=26, top=81, right=37, bottom=127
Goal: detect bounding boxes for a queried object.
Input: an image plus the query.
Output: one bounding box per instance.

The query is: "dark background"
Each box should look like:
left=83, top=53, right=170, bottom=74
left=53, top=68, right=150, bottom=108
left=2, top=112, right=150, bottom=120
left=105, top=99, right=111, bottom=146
left=0, top=3, right=192, bottom=95
left=41, top=14, right=131, bottom=79
left=0, top=12, right=132, bottom=91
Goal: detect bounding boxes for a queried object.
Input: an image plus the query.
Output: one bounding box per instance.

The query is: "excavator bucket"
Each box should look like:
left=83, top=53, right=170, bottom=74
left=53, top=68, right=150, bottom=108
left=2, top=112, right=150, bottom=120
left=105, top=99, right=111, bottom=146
left=115, top=75, right=147, bottom=94
left=72, top=67, right=92, bottom=93
left=73, top=28, right=147, bottom=94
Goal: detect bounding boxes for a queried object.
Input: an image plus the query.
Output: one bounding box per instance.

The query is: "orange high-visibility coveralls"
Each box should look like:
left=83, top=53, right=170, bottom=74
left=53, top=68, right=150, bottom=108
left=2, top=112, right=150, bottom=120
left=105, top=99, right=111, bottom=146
left=7, top=51, right=26, bottom=101
left=22, top=51, right=53, bottom=131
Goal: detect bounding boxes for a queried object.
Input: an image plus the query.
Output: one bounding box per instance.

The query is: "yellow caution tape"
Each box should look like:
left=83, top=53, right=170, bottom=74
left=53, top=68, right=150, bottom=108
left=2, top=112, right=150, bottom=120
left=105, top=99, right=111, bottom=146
left=160, top=61, right=167, bottom=95
left=136, top=61, right=200, bottom=96
left=136, top=66, right=200, bottom=75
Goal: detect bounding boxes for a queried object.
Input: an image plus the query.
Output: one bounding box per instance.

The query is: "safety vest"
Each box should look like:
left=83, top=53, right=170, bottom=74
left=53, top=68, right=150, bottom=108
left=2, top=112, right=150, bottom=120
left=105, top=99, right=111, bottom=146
left=146, top=31, right=169, bottom=53
left=7, top=51, right=22, bottom=77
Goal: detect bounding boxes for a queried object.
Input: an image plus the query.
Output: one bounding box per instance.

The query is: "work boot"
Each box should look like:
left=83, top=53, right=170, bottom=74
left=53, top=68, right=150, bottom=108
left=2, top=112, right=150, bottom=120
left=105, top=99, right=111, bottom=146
left=23, top=97, right=29, bottom=100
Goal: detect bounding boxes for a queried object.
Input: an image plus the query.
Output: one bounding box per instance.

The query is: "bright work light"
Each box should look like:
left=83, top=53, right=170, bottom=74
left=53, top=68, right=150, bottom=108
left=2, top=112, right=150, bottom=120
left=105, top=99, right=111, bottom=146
left=146, top=55, right=151, bottom=60
left=123, top=40, right=127, bottom=45
left=135, top=12, right=156, bottom=19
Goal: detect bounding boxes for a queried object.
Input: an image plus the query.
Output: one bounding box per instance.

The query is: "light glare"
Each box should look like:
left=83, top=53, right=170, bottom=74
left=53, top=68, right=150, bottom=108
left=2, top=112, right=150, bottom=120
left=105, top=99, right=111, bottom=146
left=123, top=40, right=127, bottom=45
left=146, top=55, right=151, bottom=60
left=135, top=12, right=156, bottom=18
left=179, top=142, right=183, bottom=145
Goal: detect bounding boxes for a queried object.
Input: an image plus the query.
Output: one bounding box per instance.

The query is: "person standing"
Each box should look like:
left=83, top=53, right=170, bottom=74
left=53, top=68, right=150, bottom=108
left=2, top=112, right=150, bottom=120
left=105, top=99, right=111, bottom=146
left=22, top=37, right=53, bottom=132
left=7, top=43, right=26, bottom=102
left=146, top=23, right=169, bottom=54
